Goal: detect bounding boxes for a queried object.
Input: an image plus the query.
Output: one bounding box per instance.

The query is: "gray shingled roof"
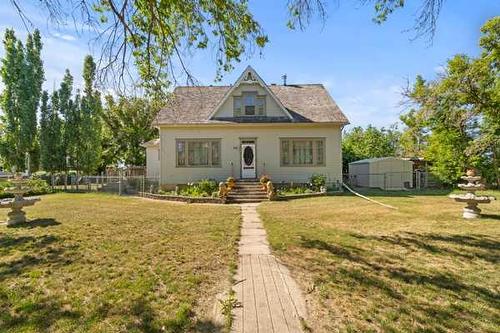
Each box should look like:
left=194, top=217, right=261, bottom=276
left=155, top=84, right=349, bottom=125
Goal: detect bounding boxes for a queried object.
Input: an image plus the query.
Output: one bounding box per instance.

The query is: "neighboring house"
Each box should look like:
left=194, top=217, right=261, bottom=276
left=144, top=66, right=349, bottom=188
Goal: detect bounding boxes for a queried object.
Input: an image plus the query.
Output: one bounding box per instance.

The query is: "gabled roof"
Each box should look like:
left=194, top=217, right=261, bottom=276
left=208, top=65, right=293, bottom=120
left=155, top=70, right=349, bottom=125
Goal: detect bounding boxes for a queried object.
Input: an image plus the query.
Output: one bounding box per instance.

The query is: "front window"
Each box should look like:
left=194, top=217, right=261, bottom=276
left=234, top=92, right=266, bottom=116
left=280, top=138, right=325, bottom=166
left=176, top=139, right=221, bottom=167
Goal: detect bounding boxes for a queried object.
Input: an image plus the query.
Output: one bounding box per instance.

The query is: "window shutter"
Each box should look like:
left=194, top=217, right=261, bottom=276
left=256, top=97, right=265, bottom=115
left=234, top=97, right=242, bottom=116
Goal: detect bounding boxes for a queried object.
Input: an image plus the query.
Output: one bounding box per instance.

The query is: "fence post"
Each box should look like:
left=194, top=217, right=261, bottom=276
left=118, top=173, right=123, bottom=196
left=142, top=175, right=145, bottom=197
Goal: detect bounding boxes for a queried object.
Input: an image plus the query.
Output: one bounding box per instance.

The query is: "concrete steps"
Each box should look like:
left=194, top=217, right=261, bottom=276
left=227, top=180, right=268, bottom=204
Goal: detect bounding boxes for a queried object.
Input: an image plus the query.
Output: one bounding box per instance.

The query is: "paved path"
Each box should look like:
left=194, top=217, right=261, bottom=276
left=231, top=203, right=306, bottom=333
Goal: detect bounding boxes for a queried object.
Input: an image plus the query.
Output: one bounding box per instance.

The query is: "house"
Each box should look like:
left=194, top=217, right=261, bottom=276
left=348, top=157, right=413, bottom=190
left=144, top=66, right=349, bottom=189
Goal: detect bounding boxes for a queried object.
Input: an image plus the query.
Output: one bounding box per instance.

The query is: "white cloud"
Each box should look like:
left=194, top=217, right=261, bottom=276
left=52, top=32, right=76, bottom=41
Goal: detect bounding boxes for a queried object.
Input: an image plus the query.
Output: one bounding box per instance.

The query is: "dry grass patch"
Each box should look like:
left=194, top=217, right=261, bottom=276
left=259, top=190, right=500, bottom=333
left=0, top=193, right=240, bottom=332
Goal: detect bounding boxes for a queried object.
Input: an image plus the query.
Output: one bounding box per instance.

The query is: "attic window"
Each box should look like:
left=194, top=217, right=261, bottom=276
left=234, top=92, right=265, bottom=116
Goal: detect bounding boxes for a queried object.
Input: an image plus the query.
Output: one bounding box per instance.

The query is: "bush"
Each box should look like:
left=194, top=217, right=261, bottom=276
left=278, top=186, right=313, bottom=196
left=26, top=178, right=52, bottom=195
left=179, top=179, right=218, bottom=197
left=197, top=179, right=218, bottom=194
left=0, top=177, right=51, bottom=199
left=310, top=174, right=326, bottom=191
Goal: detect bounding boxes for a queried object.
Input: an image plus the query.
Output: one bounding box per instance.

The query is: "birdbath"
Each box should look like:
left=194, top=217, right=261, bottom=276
left=449, top=170, right=496, bottom=219
left=0, top=174, right=41, bottom=226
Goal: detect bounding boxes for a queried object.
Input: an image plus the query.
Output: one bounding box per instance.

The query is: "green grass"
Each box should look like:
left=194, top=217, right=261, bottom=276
left=0, top=193, right=241, bottom=332
left=259, top=190, right=500, bottom=333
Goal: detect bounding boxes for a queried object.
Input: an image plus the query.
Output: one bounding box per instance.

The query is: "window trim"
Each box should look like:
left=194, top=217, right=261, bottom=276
left=175, top=138, right=222, bottom=168
left=279, top=137, right=326, bottom=167
left=233, top=92, right=266, bottom=117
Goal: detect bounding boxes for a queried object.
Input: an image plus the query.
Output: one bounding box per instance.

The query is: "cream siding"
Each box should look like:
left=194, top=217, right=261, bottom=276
left=159, top=124, right=342, bottom=185
left=145, top=146, right=160, bottom=178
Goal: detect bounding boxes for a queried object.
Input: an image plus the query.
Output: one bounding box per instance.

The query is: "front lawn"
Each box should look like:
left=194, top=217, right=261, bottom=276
left=259, top=191, right=500, bottom=332
left=0, top=193, right=240, bottom=332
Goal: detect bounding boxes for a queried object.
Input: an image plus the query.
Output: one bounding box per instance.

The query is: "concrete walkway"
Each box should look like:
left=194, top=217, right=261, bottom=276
left=231, top=203, right=306, bottom=333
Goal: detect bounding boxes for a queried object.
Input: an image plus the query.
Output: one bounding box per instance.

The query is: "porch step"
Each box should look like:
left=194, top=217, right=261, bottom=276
left=227, top=180, right=268, bottom=203
left=226, top=198, right=267, bottom=204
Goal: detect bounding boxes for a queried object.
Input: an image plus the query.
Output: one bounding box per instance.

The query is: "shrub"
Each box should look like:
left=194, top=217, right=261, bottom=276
left=26, top=178, right=52, bottom=195
left=0, top=177, right=51, bottom=199
left=278, top=186, right=313, bottom=196
left=310, top=174, right=326, bottom=191
left=179, top=179, right=218, bottom=197
left=197, top=179, right=218, bottom=194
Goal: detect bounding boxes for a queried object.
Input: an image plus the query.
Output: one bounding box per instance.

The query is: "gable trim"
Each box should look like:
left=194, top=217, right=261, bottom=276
left=207, top=65, right=294, bottom=121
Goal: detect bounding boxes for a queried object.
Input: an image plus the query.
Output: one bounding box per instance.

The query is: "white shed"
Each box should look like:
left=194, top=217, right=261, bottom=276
left=142, top=138, right=160, bottom=178
left=348, top=157, right=413, bottom=190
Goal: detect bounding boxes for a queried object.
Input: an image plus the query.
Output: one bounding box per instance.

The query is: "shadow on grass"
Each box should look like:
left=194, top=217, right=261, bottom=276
left=9, top=218, right=61, bottom=229
left=351, top=232, right=500, bottom=264
left=0, top=285, right=82, bottom=331
left=0, top=234, right=78, bottom=281
left=299, top=233, right=500, bottom=330
left=481, top=214, right=500, bottom=221
left=342, top=188, right=452, bottom=197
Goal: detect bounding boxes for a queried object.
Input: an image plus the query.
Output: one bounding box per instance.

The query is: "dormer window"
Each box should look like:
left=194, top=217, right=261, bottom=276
left=234, top=92, right=266, bottom=117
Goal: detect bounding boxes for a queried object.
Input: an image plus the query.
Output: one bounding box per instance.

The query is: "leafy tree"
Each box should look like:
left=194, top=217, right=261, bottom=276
left=342, top=125, right=401, bottom=172
left=79, top=55, right=102, bottom=175
left=401, top=17, right=499, bottom=185
left=0, top=29, right=44, bottom=172
left=57, top=70, right=79, bottom=173
left=40, top=91, right=65, bottom=173
left=10, top=0, right=448, bottom=95
left=101, top=96, right=160, bottom=167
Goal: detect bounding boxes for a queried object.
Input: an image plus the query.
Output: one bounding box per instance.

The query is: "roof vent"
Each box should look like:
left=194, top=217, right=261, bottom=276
left=281, top=74, right=287, bottom=86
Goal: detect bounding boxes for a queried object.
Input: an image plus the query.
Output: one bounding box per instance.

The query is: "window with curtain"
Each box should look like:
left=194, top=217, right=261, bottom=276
left=233, top=92, right=266, bottom=116
left=280, top=138, right=325, bottom=166
left=176, top=139, right=221, bottom=167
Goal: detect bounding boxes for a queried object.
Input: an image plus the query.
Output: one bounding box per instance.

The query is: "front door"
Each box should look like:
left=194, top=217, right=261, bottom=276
left=241, top=142, right=256, bottom=179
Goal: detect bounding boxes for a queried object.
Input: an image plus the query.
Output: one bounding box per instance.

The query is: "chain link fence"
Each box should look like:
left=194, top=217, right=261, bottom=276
left=40, top=174, right=160, bottom=196
left=344, top=171, right=442, bottom=190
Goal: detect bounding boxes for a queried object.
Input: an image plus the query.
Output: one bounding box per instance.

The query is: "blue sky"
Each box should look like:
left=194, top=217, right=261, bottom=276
left=0, top=1, right=498, bottom=129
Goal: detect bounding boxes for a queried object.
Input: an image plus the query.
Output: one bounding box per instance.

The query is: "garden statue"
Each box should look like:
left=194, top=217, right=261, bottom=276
left=449, top=169, right=495, bottom=219
left=266, top=181, right=277, bottom=200
left=0, top=173, right=41, bottom=226
left=218, top=182, right=229, bottom=199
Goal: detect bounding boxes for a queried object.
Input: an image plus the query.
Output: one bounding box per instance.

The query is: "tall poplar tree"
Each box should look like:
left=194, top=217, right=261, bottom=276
left=0, top=29, right=44, bottom=172
left=79, top=55, right=102, bottom=175
left=40, top=90, right=64, bottom=173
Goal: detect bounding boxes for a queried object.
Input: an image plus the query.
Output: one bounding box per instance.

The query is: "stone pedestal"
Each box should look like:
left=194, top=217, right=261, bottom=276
left=7, top=207, right=27, bottom=225
left=463, top=202, right=481, bottom=219
left=449, top=173, right=495, bottom=219
left=0, top=174, right=41, bottom=226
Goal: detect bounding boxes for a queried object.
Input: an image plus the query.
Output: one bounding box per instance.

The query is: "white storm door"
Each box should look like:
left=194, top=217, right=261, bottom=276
left=241, top=143, right=256, bottom=179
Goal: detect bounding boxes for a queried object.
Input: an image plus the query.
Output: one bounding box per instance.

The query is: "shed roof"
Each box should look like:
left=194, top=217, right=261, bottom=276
left=349, top=157, right=411, bottom=165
